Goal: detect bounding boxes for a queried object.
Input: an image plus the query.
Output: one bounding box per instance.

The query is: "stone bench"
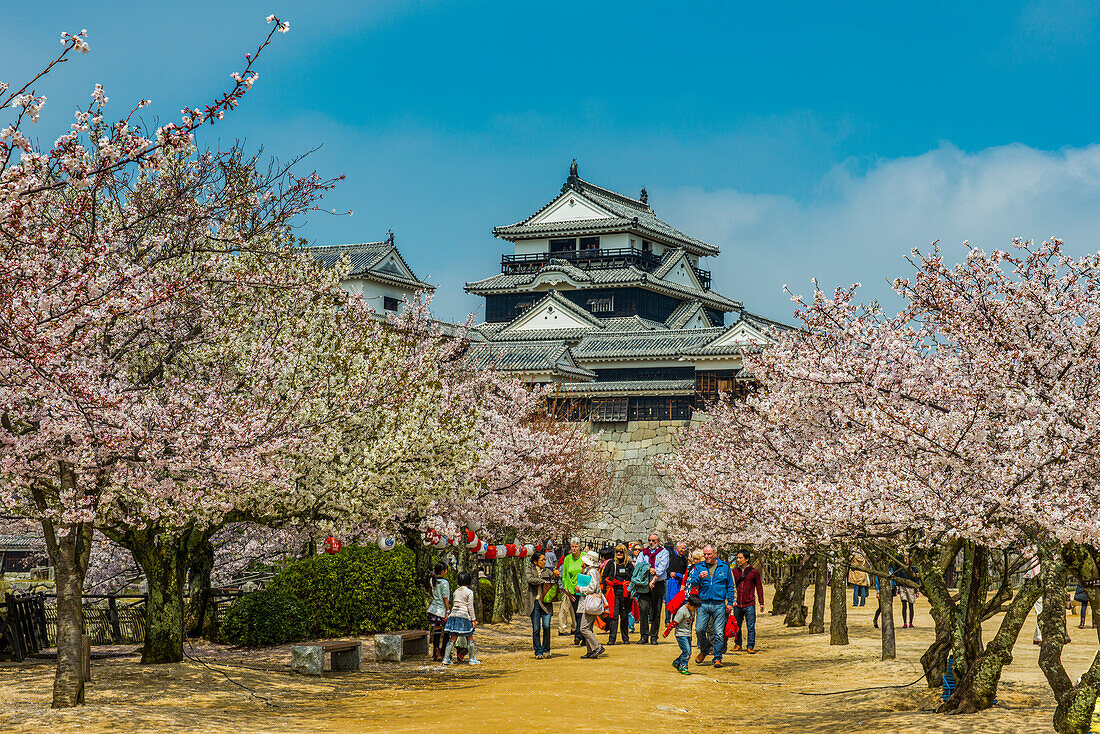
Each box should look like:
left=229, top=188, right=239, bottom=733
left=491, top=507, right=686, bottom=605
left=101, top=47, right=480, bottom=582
left=290, top=640, right=361, bottom=675
left=373, top=629, right=429, bottom=662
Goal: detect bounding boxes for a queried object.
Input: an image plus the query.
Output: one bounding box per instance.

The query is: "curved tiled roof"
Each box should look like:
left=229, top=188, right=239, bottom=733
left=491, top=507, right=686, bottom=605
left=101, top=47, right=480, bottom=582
left=466, top=341, right=595, bottom=380
left=573, top=328, right=728, bottom=361
left=305, top=236, right=434, bottom=291
left=548, top=379, right=696, bottom=396
left=493, top=167, right=719, bottom=257
left=464, top=264, right=740, bottom=311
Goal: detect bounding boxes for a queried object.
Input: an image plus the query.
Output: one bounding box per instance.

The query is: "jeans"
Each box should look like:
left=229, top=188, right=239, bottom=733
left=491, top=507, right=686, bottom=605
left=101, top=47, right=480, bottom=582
left=674, top=635, right=691, bottom=668
left=733, top=604, right=757, bottom=649
left=530, top=608, right=551, bottom=654
left=695, top=602, right=728, bottom=660
left=853, top=585, right=868, bottom=606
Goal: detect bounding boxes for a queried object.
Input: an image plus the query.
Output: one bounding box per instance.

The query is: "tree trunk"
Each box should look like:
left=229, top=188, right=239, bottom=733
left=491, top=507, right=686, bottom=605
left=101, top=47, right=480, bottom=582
left=46, top=519, right=94, bottom=708
left=491, top=558, right=507, bottom=623
left=829, top=550, right=849, bottom=645
left=784, top=555, right=813, bottom=627
left=1050, top=543, right=1100, bottom=734
left=770, top=557, right=798, bottom=616
left=864, top=548, right=896, bottom=660
left=808, top=550, right=828, bottom=634
left=941, top=575, right=1041, bottom=714
left=185, top=538, right=215, bottom=640
left=1054, top=652, right=1100, bottom=734
left=1036, top=544, right=1073, bottom=702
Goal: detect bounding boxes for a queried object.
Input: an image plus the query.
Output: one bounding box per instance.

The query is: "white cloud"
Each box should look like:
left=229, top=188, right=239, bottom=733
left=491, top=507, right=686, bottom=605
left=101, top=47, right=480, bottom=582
left=657, top=143, right=1100, bottom=322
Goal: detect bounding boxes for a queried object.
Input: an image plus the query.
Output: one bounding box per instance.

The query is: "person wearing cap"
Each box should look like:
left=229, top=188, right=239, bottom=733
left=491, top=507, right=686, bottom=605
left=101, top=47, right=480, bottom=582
left=559, top=538, right=584, bottom=644
left=575, top=550, right=607, bottom=659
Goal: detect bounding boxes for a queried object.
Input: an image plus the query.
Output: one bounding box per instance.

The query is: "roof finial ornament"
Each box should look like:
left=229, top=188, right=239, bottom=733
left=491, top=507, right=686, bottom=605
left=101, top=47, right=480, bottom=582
left=639, top=187, right=648, bottom=205
left=386, top=229, right=394, bottom=244
left=569, top=158, right=578, bottom=177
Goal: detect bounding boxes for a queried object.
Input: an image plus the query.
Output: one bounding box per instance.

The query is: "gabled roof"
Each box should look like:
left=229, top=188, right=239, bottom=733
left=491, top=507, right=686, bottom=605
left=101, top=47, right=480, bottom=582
left=682, top=310, right=796, bottom=357
left=464, top=262, right=740, bottom=312
left=665, top=300, right=713, bottom=330
left=498, top=289, right=606, bottom=334
left=493, top=161, right=720, bottom=257
left=466, top=340, right=596, bottom=380
left=305, top=233, right=435, bottom=291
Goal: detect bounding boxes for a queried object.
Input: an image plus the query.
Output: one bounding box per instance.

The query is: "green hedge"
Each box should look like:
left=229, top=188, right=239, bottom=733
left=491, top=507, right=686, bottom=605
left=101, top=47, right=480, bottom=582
left=221, top=587, right=305, bottom=647
left=271, top=545, right=426, bottom=638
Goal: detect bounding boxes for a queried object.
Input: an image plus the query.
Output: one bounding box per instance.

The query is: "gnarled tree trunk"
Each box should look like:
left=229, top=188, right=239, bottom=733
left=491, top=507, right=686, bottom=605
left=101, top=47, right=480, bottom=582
left=784, top=554, right=814, bottom=627
left=808, top=550, right=828, bottom=634
left=185, top=537, right=216, bottom=640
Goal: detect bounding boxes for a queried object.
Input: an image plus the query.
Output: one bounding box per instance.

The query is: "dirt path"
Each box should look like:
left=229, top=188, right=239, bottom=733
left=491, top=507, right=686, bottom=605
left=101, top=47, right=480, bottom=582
left=0, top=600, right=1095, bottom=733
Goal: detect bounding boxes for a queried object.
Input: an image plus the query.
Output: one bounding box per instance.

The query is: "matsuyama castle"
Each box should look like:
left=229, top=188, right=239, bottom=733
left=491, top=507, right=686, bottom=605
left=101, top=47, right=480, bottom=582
left=465, top=161, right=788, bottom=422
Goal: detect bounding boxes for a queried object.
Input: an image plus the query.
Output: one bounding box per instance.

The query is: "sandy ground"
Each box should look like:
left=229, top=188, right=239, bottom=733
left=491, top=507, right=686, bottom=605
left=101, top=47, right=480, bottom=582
left=0, top=598, right=1096, bottom=734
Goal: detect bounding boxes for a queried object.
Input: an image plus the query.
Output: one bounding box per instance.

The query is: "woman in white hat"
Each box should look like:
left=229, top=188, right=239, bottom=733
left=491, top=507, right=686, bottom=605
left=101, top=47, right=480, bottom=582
left=575, top=550, right=607, bottom=659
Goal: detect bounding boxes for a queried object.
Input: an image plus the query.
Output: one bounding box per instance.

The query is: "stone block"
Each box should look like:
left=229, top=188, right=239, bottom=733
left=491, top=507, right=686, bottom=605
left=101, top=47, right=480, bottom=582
left=291, top=645, right=323, bottom=675
left=374, top=634, right=404, bottom=662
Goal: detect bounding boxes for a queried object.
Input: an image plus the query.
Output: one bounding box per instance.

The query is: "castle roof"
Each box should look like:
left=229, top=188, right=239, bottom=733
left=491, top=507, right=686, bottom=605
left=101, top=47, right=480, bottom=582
left=306, top=232, right=435, bottom=291
left=493, top=161, right=719, bottom=257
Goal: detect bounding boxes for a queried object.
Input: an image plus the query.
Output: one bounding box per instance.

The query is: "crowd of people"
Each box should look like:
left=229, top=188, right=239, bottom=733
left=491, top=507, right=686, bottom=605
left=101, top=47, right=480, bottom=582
left=520, top=536, right=766, bottom=671
left=426, top=538, right=933, bottom=673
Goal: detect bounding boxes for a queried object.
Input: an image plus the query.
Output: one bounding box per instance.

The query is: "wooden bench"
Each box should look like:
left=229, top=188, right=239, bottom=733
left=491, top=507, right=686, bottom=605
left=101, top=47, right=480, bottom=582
left=373, top=629, right=429, bottom=662
left=290, top=640, right=361, bottom=675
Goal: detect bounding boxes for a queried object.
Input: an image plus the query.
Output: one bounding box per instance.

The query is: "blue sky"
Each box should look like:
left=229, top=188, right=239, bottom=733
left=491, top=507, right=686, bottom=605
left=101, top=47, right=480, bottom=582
left=5, top=1, right=1100, bottom=321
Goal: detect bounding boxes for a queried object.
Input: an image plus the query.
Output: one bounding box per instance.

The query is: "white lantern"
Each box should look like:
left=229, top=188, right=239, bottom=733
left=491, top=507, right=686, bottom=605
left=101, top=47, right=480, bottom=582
left=377, top=536, right=396, bottom=551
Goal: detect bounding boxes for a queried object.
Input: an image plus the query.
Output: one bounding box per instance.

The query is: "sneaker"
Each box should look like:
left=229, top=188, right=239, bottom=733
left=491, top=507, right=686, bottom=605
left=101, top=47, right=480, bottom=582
left=747, top=647, right=756, bottom=654
left=535, top=653, right=543, bottom=660
left=713, top=659, right=724, bottom=668
left=672, top=662, right=682, bottom=672
left=731, top=644, right=743, bottom=652
left=442, top=658, right=452, bottom=666
left=594, top=645, right=606, bottom=657
left=467, top=658, right=482, bottom=665
left=580, top=651, right=594, bottom=659
left=678, top=667, right=691, bottom=675
left=695, top=652, right=707, bottom=664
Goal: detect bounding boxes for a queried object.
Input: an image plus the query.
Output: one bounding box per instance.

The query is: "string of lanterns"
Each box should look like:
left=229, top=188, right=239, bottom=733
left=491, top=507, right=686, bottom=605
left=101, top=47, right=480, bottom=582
left=368, top=522, right=544, bottom=559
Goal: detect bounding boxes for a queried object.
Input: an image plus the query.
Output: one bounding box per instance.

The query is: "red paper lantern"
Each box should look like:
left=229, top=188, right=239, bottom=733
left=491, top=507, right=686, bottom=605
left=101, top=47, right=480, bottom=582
left=323, top=536, right=342, bottom=554
left=534, top=542, right=543, bottom=553
left=483, top=545, right=498, bottom=560
left=504, top=544, right=518, bottom=557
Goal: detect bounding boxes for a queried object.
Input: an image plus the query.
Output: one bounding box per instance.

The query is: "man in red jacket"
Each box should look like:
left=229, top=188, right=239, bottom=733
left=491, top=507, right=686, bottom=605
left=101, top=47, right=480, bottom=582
left=731, top=548, right=765, bottom=653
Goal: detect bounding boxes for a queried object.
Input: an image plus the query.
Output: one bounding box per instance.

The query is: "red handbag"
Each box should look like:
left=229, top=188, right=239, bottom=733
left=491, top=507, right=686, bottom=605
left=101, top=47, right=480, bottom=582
left=724, top=613, right=740, bottom=639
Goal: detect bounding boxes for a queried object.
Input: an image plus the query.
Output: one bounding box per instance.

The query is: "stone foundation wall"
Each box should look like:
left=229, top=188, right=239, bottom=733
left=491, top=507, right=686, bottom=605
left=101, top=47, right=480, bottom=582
left=582, top=418, right=700, bottom=545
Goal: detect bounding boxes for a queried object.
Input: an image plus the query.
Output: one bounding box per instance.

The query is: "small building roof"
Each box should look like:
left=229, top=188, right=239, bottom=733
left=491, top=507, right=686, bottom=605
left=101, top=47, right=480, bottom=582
left=305, top=232, right=435, bottom=291
left=493, top=161, right=720, bottom=257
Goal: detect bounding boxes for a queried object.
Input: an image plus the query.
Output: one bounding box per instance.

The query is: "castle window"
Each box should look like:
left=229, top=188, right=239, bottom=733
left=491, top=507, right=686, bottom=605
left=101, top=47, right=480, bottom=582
left=550, top=238, right=577, bottom=253
left=383, top=296, right=400, bottom=312
left=641, top=240, right=652, bottom=252
left=579, top=236, right=600, bottom=251
left=586, top=296, right=613, bottom=313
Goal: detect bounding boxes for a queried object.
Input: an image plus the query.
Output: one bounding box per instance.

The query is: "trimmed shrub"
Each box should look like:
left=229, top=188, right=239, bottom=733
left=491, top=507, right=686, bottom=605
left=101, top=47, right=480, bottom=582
left=272, top=545, right=426, bottom=638
left=220, top=586, right=305, bottom=647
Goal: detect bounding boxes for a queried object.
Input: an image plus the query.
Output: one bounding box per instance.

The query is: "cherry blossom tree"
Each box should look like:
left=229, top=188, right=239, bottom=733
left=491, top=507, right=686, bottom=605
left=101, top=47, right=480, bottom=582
left=0, top=16, right=335, bottom=706
left=664, top=239, right=1100, bottom=730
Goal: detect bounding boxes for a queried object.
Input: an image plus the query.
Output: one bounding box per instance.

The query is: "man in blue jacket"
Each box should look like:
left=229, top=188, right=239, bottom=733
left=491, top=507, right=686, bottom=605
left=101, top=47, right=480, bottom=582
left=687, top=544, right=736, bottom=668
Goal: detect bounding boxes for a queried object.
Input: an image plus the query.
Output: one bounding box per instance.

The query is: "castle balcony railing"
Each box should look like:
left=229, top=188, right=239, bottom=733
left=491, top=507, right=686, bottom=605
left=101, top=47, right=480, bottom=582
left=502, top=247, right=711, bottom=290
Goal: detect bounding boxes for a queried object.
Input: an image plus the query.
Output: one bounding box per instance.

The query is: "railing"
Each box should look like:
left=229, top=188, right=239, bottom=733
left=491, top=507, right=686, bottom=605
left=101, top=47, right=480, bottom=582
left=501, top=247, right=711, bottom=290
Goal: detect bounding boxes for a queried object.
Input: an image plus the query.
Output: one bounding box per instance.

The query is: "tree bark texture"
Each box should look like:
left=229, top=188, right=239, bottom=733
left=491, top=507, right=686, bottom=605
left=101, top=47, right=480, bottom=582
left=770, top=557, right=798, bottom=617
left=46, top=519, right=93, bottom=708
left=808, top=550, right=828, bottom=634
left=941, top=575, right=1041, bottom=714
left=1052, top=543, right=1100, bottom=734
left=864, top=547, right=896, bottom=660
left=829, top=550, right=849, bottom=645
left=185, top=538, right=216, bottom=640
left=784, top=555, right=814, bottom=627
